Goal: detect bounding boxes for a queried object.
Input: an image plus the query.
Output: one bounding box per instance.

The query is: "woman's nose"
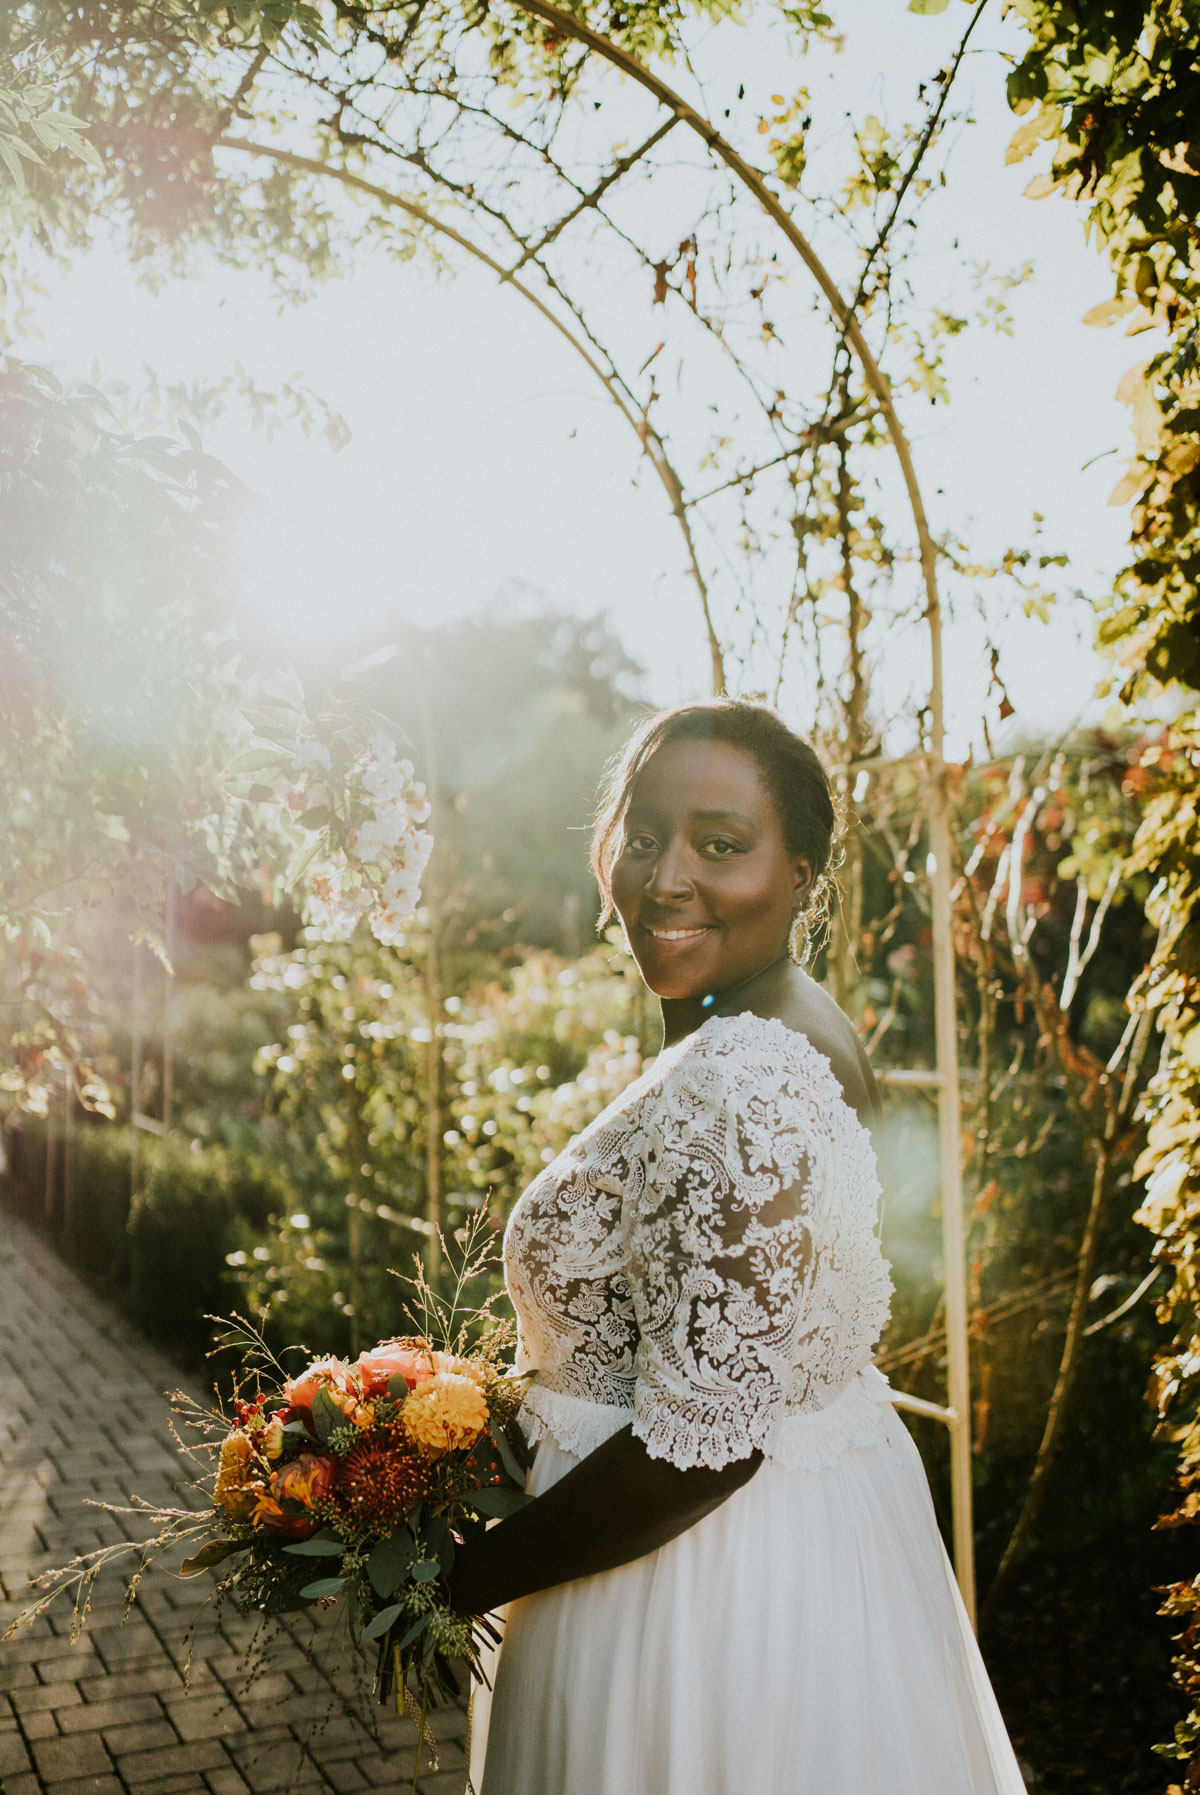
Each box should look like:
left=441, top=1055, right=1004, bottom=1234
left=645, top=840, right=692, bottom=900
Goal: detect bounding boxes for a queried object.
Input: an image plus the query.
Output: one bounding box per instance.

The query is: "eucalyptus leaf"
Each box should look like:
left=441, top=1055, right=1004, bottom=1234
left=423, top=1514, right=455, bottom=1575
left=362, top=1603, right=402, bottom=1640
left=471, top=1484, right=533, bottom=1520
left=283, top=1533, right=346, bottom=1557
left=367, top=1530, right=417, bottom=1599
left=299, top=1576, right=346, bottom=1600
left=411, top=1559, right=441, bottom=1583
left=396, top=1612, right=431, bottom=1651
left=491, top=1425, right=529, bottom=1486
left=309, top=1385, right=344, bottom=1443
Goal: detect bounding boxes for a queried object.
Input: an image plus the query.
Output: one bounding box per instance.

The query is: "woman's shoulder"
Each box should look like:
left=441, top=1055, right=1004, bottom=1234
left=673, top=974, right=879, bottom=1129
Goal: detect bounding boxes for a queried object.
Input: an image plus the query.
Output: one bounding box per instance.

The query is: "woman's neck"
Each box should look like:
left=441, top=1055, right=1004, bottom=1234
left=658, top=949, right=796, bottom=1047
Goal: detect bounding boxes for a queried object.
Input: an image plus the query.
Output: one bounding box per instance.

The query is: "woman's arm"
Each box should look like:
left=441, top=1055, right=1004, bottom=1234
left=446, top=1426, right=761, bottom=1615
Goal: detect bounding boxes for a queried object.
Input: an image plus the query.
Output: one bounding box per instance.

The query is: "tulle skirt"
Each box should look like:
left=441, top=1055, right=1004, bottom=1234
left=471, top=1384, right=1026, bottom=1795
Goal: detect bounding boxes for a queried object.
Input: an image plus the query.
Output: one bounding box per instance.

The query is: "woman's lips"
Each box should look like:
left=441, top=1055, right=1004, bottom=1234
left=639, top=923, right=717, bottom=952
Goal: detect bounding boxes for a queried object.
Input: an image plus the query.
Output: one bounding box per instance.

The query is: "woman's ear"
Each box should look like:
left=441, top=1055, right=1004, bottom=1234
left=793, top=858, right=814, bottom=911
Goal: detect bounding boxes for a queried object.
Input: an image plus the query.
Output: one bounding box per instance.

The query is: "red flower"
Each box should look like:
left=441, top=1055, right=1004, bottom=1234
left=336, top=1435, right=430, bottom=1528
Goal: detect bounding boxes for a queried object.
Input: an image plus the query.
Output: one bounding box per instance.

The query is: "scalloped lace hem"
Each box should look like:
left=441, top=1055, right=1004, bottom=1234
left=519, top=1383, right=634, bottom=1459
left=520, top=1366, right=895, bottom=1473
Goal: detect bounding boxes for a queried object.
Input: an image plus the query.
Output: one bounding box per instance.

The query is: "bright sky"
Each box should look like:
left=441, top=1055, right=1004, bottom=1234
left=19, top=0, right=1151, bottom=756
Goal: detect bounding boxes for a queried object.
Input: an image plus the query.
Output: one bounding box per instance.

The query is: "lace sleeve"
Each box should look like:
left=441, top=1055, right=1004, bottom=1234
left=623, top=1023, right=820, bottom=1472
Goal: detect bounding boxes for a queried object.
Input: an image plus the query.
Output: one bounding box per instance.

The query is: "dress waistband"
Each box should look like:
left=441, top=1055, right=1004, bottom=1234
left=518, top=1365, right=896, bottom=1474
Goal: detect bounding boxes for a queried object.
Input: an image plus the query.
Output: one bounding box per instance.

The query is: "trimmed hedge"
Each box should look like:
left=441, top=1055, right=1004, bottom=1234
left=0, top=1116, right=290, bottom=1367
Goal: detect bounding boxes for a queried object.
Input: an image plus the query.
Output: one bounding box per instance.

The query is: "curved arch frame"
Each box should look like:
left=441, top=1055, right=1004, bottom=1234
left=223, top=2, right=975, bottom=1612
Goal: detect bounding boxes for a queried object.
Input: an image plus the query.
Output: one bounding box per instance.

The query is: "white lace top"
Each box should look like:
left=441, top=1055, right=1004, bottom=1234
left=504, top=1010, right=894, bottom=1474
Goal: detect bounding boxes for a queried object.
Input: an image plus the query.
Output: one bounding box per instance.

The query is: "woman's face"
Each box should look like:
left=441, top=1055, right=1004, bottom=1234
left=610, top=739, right=812, bottom=1002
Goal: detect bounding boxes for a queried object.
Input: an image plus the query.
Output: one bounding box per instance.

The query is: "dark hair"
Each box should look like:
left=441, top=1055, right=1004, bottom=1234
left=591, top=699, right=838, bottom=954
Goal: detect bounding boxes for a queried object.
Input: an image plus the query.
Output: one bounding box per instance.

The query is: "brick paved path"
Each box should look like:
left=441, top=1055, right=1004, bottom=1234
left=0, top=1215, right=469, bottom=1795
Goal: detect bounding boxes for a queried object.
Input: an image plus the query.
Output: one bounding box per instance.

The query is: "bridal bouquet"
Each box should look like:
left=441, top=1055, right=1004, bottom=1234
left=4, top=1236, right=529, bottom=1777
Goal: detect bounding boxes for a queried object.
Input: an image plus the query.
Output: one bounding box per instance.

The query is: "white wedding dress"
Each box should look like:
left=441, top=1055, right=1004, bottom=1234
left=471, top=1011, right=1027, bottom=1795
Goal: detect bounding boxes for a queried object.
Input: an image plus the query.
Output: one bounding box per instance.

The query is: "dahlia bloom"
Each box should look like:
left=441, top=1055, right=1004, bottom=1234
left=401, top=1372, right=489, bottom=1458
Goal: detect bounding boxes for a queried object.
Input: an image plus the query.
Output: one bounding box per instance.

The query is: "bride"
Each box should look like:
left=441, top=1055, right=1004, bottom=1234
left=447, top=698, right=1028, bottom=1794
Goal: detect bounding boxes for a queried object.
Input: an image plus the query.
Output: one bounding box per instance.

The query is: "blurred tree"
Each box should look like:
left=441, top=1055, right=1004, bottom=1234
left=353, top=612, right=642, bottom=953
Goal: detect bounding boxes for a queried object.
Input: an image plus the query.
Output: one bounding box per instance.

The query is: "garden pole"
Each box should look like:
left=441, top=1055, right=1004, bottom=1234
left=130, top=938, right=143, bottom=1206
left=927, top=591, right=976, bottom=1629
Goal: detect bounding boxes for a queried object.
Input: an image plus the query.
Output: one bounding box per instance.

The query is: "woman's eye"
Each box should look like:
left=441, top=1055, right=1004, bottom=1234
left=624, top=833, right=658, bottom=853
left=705, top=837, right=743, bottom=856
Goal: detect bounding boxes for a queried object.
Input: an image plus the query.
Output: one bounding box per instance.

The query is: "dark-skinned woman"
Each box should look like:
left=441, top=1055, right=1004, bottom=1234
left=451, top=699, right=1027, bottom=1795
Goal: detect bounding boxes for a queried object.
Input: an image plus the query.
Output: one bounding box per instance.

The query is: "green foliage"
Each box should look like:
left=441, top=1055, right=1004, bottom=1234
left=995, top=0, right=1200, bottom=1769
left=127, top=1137, right=286, bottom=1357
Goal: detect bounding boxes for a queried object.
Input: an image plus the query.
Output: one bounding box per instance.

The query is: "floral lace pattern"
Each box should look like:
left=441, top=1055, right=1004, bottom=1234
left=504, top=1012, right=893, bottom=1472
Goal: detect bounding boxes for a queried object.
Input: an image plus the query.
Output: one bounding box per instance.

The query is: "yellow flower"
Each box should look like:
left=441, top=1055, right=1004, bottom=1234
left=214, top=1431, right=259, bottom=1517
left=352, top=1402, right=377, bottom=1430
left=434, top=1351, right=487, bottom=1389
left=401, top=1372, right=489, bottom=1458
left=260, top=1417, right=285, bottom=1461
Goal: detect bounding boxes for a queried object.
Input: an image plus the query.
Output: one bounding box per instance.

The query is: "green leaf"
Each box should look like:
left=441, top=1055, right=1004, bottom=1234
left=283, top=1532, right=346, bottom=1557
left=490, top=1425, right=529, bottom=1487
left=422, top=1514, right=455, bottom=1574
left=298, top=806, right=332, bottom=831
left=411, top=1559, right=441, bottom=1582
left=180, top=1537, right=241, bottom=1575
left=396, top=1611, right=432, bottom=1651
left=367, top=1529, right=417, bottom=1598
left=907, top=0, right=950, bottom=12
left=471, top=1484, right=533, bottom=1519
left=299, top=1576, right=346, bottom=1600
left=362, top=1603, right=402, bottom=1640
left=309, top=1385, right=344, bottom=1443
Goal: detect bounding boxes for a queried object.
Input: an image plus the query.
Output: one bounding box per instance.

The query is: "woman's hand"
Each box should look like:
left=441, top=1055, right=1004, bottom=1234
left=444, top=1423, right=761, bottom=1616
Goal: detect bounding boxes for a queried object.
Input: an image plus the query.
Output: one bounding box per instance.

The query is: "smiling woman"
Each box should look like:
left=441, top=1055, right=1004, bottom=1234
left=595, top=701, right=833, bottom=1019
left=448, top=699, right=1028, bottom=1794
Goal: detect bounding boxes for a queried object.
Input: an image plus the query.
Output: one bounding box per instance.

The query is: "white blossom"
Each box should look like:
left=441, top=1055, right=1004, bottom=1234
left=294, top=739, right=333, bottom=775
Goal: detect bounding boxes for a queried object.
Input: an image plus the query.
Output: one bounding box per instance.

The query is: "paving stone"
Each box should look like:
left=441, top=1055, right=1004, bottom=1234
left=58, top=1693, right=166, bottom=1734
left=321, top=1760, right=372, bottom=1792
left=116, top=1738, right=237, bottom=1781
left=101, top=1716, right=182, bottom=1754
left=43, top=1778, right=126, bottom=1795
left=356, top=1749, right=420, bottom=1786
left=0, top=1729, right=32, bottom=1775
left=0, top=1659, right=41, bottom=1688
left=0, top=1773, right=41, bottom=1795
left=204, top=1768, right=252, bottom=1795
left=32, top=1730, right=115, bottom=1779
left=22, top=1707, right=62, bottom=1739
left=75, top=1664, right=185, bottom=1703
left=11, top=1679, right=84, bottom=1715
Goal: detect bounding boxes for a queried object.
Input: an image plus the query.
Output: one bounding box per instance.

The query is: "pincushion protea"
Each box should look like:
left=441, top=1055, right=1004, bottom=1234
left=336, top=1434, right=431, bottom=1527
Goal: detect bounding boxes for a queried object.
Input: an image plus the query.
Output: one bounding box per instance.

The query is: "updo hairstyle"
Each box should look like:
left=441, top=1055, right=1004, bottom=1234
left=591, top=699, right=839, bottom=962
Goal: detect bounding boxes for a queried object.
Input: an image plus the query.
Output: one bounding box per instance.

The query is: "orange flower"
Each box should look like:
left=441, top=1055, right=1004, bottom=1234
left=285, top=1356, right=359, bottom=1415
left=400, top=1372, right=489, bottom=1458
left=253, top=1451, right=336, bottom=1540
left=354, top=1338, right=437, bottom=1398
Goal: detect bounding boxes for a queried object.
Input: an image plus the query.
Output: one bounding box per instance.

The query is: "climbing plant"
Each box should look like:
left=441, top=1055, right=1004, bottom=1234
left=993, top=0, right=1200, bottom=1776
